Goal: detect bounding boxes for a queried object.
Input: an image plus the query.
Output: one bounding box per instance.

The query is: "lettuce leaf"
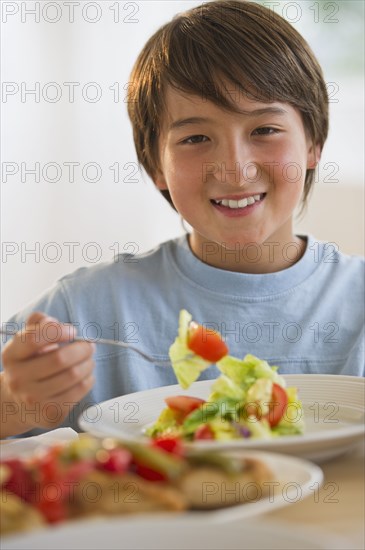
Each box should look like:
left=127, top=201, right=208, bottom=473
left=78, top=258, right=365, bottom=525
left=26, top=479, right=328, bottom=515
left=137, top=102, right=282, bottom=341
left=169, top=309, right=211, bottom=389
left=208, top=374, right=246, bottom=402
left=217, top=353, right=285, bottom=386
left=145, top=407, right=182, bottom=438
left=181, top=397, right=240, bottom=436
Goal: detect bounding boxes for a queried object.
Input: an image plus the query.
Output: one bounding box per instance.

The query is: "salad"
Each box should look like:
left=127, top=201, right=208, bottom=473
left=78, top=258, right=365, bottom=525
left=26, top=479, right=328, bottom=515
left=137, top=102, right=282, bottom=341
left=1, top=434, right=273, bottom=536
left=147, top=310, right=304, bottom=441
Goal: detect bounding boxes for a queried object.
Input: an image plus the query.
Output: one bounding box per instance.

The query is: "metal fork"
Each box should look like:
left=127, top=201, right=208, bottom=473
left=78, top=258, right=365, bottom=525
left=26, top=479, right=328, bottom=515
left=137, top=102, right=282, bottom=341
left=0, top=328, right=191, bottom=367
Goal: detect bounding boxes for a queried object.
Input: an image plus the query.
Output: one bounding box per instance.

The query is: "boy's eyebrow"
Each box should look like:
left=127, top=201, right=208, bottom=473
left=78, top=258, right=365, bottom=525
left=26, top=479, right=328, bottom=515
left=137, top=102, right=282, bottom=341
left=168, top=107, right=288, bottom=131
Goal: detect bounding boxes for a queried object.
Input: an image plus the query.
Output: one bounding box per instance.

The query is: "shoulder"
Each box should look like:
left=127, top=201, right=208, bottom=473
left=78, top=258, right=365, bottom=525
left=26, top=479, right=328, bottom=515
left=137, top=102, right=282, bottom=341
left=307, top=236, right=364, bottom=276
left=57, top=237, right=182, bottom=292
left=304, top=236, right=364, bottom=312
left=50, top=236, right=186, bottom=331
left=54, top=239, right=185, bottom=299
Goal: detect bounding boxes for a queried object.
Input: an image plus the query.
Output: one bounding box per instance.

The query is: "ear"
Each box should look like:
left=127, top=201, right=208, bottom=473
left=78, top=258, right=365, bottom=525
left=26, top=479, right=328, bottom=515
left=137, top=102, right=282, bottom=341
left=154, top=170, right=168, bottom=190
left=307, top=143, right=321, bottom=169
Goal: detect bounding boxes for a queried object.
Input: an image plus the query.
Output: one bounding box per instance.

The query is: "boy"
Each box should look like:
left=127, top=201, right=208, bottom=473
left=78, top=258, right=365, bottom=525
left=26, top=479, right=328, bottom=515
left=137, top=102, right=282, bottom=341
left=1, top=0, right=364, bottom=438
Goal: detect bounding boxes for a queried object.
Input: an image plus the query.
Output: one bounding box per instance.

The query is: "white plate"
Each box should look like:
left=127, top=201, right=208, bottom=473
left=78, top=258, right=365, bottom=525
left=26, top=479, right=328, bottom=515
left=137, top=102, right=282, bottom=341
left=2, top=451, right=324, bottom=549
left=2, top=516, right=347, bottom=550
left=79, top=375, right=365, bottom=462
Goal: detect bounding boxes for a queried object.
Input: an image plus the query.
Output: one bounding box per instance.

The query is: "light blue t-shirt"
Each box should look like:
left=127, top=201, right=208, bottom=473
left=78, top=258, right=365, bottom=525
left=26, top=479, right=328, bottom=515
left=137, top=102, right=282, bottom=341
left=2, top=234, right=364, bottom=435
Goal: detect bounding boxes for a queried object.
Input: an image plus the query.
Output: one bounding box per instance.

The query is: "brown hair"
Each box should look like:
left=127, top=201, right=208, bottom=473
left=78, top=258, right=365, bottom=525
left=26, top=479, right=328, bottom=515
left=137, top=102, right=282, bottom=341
left=127, top=0, right=329, bottom=210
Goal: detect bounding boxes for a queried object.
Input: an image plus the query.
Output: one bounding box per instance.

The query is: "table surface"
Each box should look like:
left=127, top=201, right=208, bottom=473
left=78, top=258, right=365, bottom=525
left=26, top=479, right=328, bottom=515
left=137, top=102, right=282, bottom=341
left=264, top=441, right=365, bottom=549
left=1, top=434, right=364, bottom=549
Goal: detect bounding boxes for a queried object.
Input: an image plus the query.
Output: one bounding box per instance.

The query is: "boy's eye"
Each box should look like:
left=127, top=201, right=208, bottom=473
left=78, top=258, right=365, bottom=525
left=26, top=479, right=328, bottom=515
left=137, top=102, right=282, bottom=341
left=252, top=127, right=279, bottom=136
left=181, top=135, right=208, bottom=144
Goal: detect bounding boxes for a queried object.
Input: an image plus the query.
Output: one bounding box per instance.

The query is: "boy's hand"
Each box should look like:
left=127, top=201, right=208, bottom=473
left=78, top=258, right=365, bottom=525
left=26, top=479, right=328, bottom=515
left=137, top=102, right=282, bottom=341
left=1, top=312, right=95, bottom=435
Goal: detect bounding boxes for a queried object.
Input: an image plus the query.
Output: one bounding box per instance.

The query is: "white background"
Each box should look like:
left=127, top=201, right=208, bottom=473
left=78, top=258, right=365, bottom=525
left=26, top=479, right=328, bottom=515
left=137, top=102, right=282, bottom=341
left=1, top=0, right=364, bottom=321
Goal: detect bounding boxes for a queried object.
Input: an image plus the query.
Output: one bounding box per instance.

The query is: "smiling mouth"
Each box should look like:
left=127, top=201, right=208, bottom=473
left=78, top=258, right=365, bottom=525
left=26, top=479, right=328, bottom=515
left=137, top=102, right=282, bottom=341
left=210, top=193, right=266, bottom=209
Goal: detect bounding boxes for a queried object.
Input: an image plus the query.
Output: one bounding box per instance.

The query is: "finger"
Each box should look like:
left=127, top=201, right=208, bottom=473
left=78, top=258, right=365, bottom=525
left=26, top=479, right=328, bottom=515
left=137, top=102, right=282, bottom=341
left=26, top=311, right=49, bottom=325
left=54, top=372, right=95, bottom=404
left=35, top=341, right=95, bottom=381
left=24, top=313, right=69, bottom=354
left=35, top=374, right=95, bottom=430
left=24, top=357, right=95, bottom=401
left=2, top=315, right=77, bottom=362
left=5, top=340, right=95, bottom=394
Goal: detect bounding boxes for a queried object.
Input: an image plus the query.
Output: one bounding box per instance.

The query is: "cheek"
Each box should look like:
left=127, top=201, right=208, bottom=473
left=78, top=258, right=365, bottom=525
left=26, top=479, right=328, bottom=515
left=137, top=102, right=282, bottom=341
left=280, top=162, right=306, bottom=189
left=165, top=155, right=200, bottom=193
left=269, top=143, right=308, bottom=187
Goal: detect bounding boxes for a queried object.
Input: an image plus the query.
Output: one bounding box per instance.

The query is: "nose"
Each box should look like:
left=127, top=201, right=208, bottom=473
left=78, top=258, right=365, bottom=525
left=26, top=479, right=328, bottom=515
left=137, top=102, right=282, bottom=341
left=213, top=139, right=258, bottom=187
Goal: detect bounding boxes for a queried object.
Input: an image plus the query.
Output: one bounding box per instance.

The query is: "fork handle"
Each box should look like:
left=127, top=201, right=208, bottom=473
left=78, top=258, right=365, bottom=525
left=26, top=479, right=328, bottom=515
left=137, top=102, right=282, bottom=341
left=0, top=329, right=171, bottom=367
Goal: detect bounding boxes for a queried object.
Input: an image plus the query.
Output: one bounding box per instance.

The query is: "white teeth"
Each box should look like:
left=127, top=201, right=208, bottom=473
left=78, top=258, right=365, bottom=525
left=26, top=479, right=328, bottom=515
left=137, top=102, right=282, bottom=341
left=237, top=198, right=248, bottom=207
left=213, top=194, right=262, bottom=209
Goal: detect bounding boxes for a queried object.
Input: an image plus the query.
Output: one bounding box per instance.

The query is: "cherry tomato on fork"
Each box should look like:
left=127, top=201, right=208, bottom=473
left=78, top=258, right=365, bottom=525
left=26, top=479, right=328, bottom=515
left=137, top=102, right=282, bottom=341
left=187, top=322, right=228, bottom=362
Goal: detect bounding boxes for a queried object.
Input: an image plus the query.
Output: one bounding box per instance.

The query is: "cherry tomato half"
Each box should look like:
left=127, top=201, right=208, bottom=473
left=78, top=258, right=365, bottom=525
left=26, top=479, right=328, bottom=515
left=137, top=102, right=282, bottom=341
left=96, top=448, right=132, bottom=474
left=265, top=383, right=288, bottom=427
left=1, top=459, right=36, bottom=503
left=134, top=464, right=167, bottom=482
left=152, top=436, right=184, bottom=456
left=165, top=395, right=205, bottom=417
left=194, top=424, right=214, bottom=440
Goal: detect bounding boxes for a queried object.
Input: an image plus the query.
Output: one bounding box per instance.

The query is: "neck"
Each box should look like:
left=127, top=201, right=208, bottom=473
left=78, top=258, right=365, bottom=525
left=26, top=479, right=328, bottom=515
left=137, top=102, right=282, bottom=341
left=188, top=234, right=307, bottom=274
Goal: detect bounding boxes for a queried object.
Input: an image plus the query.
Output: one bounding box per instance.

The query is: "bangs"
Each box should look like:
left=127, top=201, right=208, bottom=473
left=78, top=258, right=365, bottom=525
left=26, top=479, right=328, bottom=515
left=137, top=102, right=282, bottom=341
left=146, top=3, right=318, bottom=126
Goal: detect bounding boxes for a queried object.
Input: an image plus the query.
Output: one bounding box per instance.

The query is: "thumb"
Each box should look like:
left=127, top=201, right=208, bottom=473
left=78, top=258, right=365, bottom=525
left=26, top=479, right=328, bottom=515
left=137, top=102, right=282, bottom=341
left=6, top=313, right=76, bottom=361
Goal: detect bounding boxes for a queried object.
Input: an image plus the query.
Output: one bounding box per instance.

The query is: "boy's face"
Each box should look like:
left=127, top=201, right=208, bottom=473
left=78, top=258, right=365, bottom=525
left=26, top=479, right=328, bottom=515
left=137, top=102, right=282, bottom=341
left=155, top=86, right=318, bottom=270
